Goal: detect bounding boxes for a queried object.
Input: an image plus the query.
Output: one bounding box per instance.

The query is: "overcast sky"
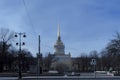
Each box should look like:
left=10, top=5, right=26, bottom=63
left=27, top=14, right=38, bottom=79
left=0, top=0, right=120, bottom=57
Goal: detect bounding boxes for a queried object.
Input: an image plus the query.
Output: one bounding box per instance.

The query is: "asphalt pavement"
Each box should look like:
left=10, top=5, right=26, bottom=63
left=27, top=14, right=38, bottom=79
left=0, top=76, right=120, bottom=80
left=0, top=72, right=120, bottom=80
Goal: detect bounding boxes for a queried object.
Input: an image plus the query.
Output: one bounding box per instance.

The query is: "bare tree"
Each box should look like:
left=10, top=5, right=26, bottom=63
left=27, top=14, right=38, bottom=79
left=0, top=28, right=14, bottom=43
left=43, top=52, right=54, bottom=71
left=0, top=28, right=14, bottom=72
left=100, top=32, right=120, bottom=71
left=89, top=50, right=99, bottom=58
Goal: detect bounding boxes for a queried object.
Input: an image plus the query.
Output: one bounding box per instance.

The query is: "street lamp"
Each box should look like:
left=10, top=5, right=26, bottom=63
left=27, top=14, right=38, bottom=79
left=15, top=32, right=26, bottom=79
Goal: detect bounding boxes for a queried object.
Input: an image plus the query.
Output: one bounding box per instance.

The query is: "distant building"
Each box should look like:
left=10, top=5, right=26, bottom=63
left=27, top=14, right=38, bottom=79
left=51, top=24, right=72, bottom=71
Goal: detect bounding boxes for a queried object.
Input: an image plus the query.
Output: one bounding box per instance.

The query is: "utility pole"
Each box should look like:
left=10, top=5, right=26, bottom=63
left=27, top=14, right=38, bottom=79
left=39, top=35, right=40, bottom=56
left=15, top=32, right=26, bottom=79
left=37, top=35, right=41, bottom=75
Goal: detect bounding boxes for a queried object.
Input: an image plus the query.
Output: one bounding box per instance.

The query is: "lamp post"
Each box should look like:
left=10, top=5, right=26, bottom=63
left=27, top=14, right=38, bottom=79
left=15, top=32, right=26, bottom=79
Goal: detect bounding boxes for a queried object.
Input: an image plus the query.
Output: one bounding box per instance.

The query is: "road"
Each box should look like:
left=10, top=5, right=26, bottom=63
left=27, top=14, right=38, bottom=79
left=0, top=76, right=120, bottom=80
left=0, top=72, right=119, bottom=80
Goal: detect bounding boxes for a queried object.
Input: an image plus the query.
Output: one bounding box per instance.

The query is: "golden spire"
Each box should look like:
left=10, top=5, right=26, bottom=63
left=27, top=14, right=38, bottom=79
left=57, top=23, right=61, bottom=41
left=57, top=23, right=60, bottom=37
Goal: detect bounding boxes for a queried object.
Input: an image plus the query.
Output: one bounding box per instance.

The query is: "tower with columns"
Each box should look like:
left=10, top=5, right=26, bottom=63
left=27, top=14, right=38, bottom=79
left=51, top=24, right=72, bottom=71
left=54, top=24, right=65, bottom=56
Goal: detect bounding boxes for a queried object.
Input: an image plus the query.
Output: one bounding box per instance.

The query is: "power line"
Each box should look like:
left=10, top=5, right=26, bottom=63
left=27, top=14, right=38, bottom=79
left=22, top=0, right=37, bottom=35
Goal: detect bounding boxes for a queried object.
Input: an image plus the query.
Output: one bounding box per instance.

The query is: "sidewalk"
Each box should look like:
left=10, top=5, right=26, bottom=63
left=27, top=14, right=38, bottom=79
left=0, top=77, right=18, bottom=80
